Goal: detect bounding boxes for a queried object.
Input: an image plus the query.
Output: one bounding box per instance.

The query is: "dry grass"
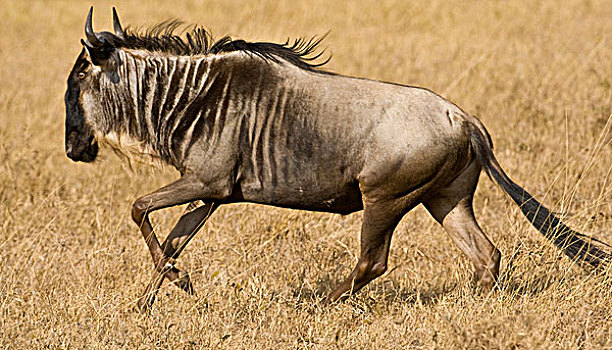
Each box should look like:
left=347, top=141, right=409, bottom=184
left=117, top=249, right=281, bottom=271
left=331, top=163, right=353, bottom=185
left=1, top=0, right=611, bottom=348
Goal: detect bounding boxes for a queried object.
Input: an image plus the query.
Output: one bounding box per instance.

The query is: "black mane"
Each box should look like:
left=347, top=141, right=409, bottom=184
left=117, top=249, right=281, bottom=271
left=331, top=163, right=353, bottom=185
left=109, top=21, right=329, bottom=71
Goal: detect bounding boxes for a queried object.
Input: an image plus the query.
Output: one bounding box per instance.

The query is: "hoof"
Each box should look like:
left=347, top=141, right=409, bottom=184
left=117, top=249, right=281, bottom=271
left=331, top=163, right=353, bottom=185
left=175, top=271, right=196, bottom=296
left=324, top=290, right=350, bottom=305
left=136, top=294, right=155, bottom=313
left=474, top=274, right=498, bottom=294
left=137, top=276, right=163, bottom=313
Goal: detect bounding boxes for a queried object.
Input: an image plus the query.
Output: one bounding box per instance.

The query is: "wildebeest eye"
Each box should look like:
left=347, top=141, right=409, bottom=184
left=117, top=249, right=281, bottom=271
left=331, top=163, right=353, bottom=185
left=78, top=72, right=87, bottom=79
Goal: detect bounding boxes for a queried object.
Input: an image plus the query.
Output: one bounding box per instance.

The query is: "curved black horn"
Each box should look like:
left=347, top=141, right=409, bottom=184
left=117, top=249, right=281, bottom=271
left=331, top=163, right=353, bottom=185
left=85, top=7, right=103, bottom=47
left=112, top=7, right=126, bottom=39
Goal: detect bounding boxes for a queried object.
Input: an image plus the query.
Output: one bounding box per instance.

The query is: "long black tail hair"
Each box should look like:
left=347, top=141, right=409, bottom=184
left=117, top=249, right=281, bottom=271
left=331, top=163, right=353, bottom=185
left=468, top=119, right=611, bottom=269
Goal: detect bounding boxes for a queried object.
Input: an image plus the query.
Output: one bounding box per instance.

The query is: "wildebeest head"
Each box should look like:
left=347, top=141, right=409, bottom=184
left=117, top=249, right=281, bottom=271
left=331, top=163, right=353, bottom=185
left=64, top=7, right=125, bottom=162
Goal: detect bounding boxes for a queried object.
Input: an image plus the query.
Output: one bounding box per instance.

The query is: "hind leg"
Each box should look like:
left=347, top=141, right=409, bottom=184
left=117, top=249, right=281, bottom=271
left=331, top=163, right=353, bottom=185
left=424, top=161, right=501, bottom=290
left=325, top=200, right=404, bottom=302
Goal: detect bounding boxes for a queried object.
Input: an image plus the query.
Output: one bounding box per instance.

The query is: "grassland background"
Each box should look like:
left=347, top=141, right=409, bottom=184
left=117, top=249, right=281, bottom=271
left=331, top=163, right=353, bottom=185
left=1, top=0, right=611, bottom=348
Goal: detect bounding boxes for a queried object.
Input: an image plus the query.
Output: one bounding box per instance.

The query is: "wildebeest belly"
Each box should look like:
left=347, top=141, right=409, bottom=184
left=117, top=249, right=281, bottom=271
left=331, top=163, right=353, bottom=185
left=234, top=171, right=364, bottom=214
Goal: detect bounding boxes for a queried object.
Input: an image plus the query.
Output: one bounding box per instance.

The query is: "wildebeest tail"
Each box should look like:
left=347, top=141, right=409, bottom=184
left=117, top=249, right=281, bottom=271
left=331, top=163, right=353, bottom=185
left=467, top=118, right=611, bottom=270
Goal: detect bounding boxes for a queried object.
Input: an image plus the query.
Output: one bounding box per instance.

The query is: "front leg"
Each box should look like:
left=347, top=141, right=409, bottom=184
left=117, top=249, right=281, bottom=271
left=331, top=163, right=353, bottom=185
left=130, top=176, right=226, bottom=311
left=139, top=202, right=219, bottom=308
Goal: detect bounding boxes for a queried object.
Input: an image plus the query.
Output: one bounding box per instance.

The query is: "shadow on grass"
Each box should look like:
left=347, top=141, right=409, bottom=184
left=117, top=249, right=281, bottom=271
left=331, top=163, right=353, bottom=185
left=290, top=274, right=458, bottom=307
left=291, top=268, right=579, bottom=309
left=495, top=254, right=577, bottom=297
left=497, top=271, right=566, bottom=297
left=375, top=282, right=458, bottom=306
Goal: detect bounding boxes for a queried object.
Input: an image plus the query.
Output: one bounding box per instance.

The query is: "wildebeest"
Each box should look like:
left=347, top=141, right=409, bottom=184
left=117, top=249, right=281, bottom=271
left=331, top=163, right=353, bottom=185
left=65, top=7, right=610, bottom=311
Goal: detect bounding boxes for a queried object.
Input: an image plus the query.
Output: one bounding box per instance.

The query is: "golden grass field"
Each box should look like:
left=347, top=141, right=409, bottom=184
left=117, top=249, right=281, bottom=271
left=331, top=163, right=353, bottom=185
left=1, top=0, right=611, bottom=348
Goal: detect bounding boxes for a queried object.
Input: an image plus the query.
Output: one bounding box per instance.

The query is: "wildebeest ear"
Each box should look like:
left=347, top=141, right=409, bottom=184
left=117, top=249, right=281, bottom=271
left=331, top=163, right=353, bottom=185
left=82, top=7, right=122, bottom=83
left=81, top=40, right=122, bottom=84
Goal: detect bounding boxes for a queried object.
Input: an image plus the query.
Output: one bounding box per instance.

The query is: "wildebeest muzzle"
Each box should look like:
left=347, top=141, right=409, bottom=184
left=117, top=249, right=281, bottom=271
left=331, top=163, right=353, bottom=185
left=66, top=130, right=98, bottom=162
